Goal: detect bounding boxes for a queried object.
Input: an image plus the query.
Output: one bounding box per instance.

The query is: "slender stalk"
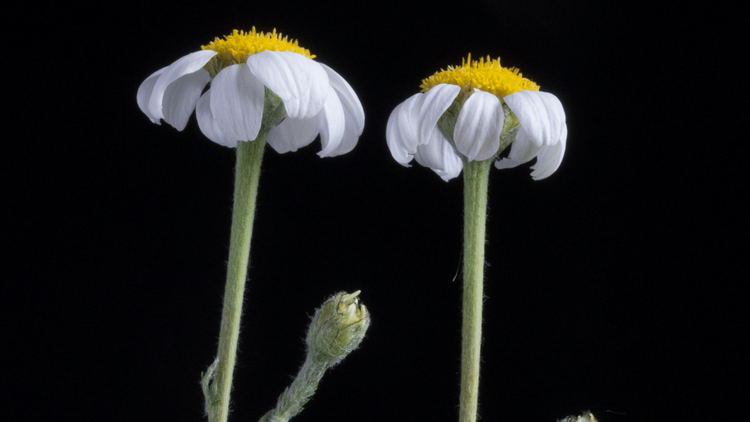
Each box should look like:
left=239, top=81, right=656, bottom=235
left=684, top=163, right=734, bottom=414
left=459, top=158, right=491, bottom=422
left=258, top=355, right=330, bottom=422
left=208, top=136, right=267, bottom=422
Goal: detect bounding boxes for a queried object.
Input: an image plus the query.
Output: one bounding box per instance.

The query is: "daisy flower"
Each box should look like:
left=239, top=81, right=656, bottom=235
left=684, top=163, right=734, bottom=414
left=137, top=29, right=365, bottom=422
left=137, top=28, right=364, bottom=157
left=386, top=54, right=566, bottom=180
left=386, top=54, right=568, bottom=422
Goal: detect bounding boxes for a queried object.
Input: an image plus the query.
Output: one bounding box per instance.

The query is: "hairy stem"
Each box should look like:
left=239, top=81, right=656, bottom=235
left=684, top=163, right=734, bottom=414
left=258, top=354, right=330, bottom=422
left=207, top=136, right=267, bottom=422
left=459, top=158, right=491, bottom=422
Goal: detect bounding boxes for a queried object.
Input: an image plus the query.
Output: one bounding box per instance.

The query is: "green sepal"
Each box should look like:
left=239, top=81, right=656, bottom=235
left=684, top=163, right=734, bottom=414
left=497, top=102, right=520, bottom=156
left=261, top=87, right=287, bottom=132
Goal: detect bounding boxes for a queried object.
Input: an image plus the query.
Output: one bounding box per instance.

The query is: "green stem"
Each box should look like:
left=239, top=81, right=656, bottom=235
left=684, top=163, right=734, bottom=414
left=459, top=159, right=491, bottom=422
left=258, top=355, right=331, bottom=422
left=208, top=136, right=267, bottom=422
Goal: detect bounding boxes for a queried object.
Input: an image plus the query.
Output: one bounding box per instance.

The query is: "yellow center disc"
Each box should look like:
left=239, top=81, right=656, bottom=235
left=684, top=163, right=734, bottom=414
left=420, top=54, right=539, bottom=98
left=201, top=28, right=314, bottom=65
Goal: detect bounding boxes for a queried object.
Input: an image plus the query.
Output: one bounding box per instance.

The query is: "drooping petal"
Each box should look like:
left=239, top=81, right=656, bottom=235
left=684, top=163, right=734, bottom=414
left=162, top=69, right=211, bottom=131
left=210, top=64, right=265, bottom=142
left=431, top=160, right=463, bottom=181
left=386, top=93, right=424, bottom=166
left=494, top=127, right=542, bottom=170
left=196, top=89, right=237, bottom=148
left=414, top=127, right=462, bottom=181
left=530, top=124, right=567, bottom=180
left=137, top=67, right=166, bottom=123
left=537, top=91, right=565, bottom=145
left=247, top=51, right=329, bottom=120
left=454, top=90, right=504, bottom=161
left=504, top=90, right=565, bottom=147
left=316, top=85, right=346, bottom=157
left=146, top=50, right=217, bottom=121
left=418, top=84, right=461, bottom=146
left=319, top=64, right=365, bottom=156
left=267, top=116, right=319, bottom=154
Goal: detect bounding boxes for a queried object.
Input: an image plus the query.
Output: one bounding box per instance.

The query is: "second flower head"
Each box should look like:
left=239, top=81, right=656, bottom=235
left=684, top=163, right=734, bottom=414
left=386, top=54, right=567, bottom=181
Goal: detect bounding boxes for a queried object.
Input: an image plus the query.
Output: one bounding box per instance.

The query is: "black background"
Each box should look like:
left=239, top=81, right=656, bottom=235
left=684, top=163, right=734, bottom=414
left=7, top=0, right=746, bottom=421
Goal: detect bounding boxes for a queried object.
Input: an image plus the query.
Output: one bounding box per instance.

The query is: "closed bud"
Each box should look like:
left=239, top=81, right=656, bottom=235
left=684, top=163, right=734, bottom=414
left=559, top=411, right=598, bottom=422
left=306, top=291, right=370, bottom=365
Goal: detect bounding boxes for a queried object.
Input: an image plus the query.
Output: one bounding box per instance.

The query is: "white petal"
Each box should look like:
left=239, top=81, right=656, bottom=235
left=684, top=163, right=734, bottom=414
left=414, top=127, right=450, bottom=169
left=454, top=90, right=504, bottom=161
left=196, top=89, right=237, bottom=148
left=418, top=84, right=461, bottom=146
left=210, top=64, right=265, bottom=142
left=536, top=91, right=565, bottom=146
left=317, top=85, right=346, bottom=157
left=329, top=101, right=361, bottom=156
left=431, top=160, right=463, bottom=181
left=504, top=90, right=565, bottom=147
left=147, top=50, right=217, bottom=121
left=267, top=117, right=319, bottom=154
left=319, top=63, right=364, bottom=156
left=386, top=93, right=424, bottom=166
left=414, top=127, right=463, bottom=181
left=247, top=51, right=328, bottom=119
left=494, top=127, right=542, bottom=170
left=531, top=124, right=567, bottom=180
left=137, top=67, right=166, bottom=123
left=162, top=69, right=211, bottom=131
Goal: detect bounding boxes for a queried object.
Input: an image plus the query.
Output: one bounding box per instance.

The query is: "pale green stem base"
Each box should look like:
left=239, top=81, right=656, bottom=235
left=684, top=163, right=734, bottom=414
left=204, top=136, right=267, bottom=422
left=459, top=159, right=491, bottom=422
left=258, top=354, right=331, bottom=422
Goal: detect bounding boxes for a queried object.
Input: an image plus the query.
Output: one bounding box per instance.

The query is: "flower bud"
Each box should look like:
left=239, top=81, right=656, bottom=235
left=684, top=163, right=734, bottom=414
left=559, top=410, right=597, bottom=422
left=306, top=291, right=370, bottom=365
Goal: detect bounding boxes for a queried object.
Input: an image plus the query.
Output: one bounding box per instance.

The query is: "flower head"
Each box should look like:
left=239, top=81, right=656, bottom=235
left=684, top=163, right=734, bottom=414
left=138, top=28, right=364, bottom=157
left=386, top=54, right=566, bottom=180
left=306, top=291, right=370, bottom=366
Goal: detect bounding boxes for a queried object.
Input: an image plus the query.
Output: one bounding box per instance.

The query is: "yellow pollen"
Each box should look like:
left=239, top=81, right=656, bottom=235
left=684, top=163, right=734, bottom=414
left=420, top=54, right=540, bottom=98
left=201, top=28, right=314, bottom=65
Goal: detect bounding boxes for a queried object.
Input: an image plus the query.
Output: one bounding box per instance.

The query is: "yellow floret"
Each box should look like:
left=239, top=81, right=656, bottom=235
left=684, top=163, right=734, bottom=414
left=420, top=54, right=539, bottom=98
left=202, top=28, right=314, bottom=65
